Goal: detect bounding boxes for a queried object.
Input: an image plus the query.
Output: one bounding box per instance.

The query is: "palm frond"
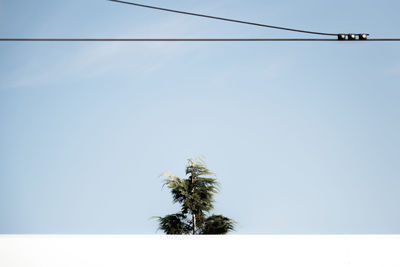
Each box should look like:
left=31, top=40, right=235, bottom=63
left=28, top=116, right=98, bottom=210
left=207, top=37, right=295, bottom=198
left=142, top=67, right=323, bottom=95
left=200, top=215, right=237, bottom=235
left=155, top=158, right=236, bottom=235
left=155, top=213, right=190, bottom=235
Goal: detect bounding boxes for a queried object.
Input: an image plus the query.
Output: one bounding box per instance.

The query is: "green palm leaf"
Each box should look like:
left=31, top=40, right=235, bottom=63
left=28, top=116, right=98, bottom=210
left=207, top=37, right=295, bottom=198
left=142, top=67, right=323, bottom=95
left=154, top=158, right=236, bottom=235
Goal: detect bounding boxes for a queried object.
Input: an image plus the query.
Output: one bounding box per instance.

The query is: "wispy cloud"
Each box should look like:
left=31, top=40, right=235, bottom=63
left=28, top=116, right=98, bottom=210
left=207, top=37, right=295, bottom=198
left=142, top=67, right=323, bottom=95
left=206, top=56, right=293, bottom=90
left=3, top=16, right=201, bottom=89
left=386, top=63, right=400, bottom=76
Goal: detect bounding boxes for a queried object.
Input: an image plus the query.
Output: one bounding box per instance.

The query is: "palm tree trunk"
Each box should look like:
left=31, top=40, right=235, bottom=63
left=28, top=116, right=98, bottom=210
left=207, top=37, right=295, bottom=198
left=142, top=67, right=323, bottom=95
left=191, top=169, right=197, bottom=235
left=192, top=214, right=197, bottom=234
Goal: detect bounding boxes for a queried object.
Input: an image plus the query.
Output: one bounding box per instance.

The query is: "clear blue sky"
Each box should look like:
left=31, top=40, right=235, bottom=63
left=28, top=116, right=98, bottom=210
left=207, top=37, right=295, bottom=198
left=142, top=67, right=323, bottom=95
left=0, top=0, right=399, bottom=234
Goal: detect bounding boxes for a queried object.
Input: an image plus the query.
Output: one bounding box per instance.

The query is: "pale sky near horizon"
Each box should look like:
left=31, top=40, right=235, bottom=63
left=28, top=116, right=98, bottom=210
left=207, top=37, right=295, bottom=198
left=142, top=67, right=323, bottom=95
left=1, top=0, right=399, bottom=234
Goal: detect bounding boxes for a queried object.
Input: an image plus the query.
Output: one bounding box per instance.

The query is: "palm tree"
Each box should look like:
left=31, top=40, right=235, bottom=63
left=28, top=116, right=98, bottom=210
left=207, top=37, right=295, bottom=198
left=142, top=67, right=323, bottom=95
left=155, top=158, right=236, bottom=234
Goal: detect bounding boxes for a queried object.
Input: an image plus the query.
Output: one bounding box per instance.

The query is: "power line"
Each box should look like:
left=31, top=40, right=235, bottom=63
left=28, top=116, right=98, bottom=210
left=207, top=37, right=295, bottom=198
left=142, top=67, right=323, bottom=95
left=1, top=38, right=399, bottom=42
left=3, top=2, right=399, bottom=42
left=108, top=0, right=338, bottom=37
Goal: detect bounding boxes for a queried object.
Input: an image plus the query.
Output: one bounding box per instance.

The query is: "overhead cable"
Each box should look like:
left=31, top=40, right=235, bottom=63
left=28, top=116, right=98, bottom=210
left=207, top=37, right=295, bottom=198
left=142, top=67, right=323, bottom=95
left=1, top=38, right=399, bottom=42
left=108, top=0, right=338, bottom=37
